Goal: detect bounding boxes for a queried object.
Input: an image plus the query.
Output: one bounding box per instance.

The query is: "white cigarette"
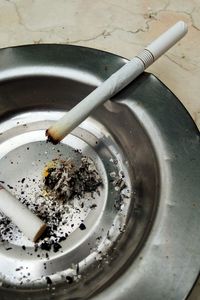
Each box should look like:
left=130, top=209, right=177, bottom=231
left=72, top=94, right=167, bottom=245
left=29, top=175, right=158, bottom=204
left=46, top=21, right=188, bottom=144
left=0, top=185, right=46, bottom=242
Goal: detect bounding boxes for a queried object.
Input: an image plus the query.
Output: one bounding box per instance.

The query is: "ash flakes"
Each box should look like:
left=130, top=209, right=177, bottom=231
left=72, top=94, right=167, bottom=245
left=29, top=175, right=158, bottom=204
left=0, top=217, right=21, bottom=244
left=46, top=276, right=52, bottom=285
left=0, top=154, right=102, bottom=254
left=66, top=275, right=73, bottom=284
left=79, top=223, right=86, bottom=230
left=31, top=156, right=102, bottom=252
left=109, top=171, right=129, bottom=211
left=43, top=156, right=102, bottom=201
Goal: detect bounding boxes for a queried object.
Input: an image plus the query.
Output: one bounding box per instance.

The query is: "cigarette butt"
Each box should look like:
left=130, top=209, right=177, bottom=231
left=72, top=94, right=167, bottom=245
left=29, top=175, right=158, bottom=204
left=0, top=186, right=46, bottom=242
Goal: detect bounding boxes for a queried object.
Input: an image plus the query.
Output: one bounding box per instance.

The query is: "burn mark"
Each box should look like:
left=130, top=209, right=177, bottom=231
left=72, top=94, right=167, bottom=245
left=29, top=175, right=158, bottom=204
left=46, top=129, right=60, bottom=145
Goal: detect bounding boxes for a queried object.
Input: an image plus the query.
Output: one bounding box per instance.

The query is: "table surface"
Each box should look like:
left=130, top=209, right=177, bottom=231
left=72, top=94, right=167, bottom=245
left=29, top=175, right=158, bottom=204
left=0, top=1, right=199, bottom=299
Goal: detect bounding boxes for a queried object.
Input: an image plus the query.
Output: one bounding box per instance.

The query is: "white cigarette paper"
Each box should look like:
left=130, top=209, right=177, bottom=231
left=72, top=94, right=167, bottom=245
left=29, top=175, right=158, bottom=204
left=46, top=21, right=188, bottom=143
left=0, top=186, right=46, bottom=242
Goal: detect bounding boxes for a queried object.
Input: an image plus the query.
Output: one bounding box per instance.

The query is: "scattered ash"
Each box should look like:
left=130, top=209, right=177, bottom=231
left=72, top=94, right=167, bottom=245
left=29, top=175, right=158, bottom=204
left=46, top=276, right=52, bottom=285
left=32, top=156, right=101, bottom=251
left=90, top=204, right=97, bottom=209
left=0, top=217, right=21, bottom=243
left=43, top=157, right=102, bottom=201
left=73, top=149, right=82, bottom=154
left=79, top=223, right=86, bottom=230
left=109, top=171, right=129, bottom=211
left=0, top=155, right=102, bottom=254
left=66, top=276, right=73, bottom=284
left=7, top=184, right=13, bottom=190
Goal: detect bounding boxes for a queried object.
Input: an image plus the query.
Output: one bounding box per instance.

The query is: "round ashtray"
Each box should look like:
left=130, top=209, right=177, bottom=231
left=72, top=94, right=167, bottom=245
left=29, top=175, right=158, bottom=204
left=0, top=45, right=199, bottom=300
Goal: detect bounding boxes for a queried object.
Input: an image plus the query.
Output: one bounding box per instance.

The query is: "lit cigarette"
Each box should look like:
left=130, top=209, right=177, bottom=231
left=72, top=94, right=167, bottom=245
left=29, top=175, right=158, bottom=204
left=0, top=185, right=46, bottom=242
left=46, top=21, right=188, bottom=144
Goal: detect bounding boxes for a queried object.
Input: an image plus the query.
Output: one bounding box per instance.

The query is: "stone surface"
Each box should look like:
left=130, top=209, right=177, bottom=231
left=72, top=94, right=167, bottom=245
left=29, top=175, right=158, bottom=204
left=0, top=0, right=199, bottom=298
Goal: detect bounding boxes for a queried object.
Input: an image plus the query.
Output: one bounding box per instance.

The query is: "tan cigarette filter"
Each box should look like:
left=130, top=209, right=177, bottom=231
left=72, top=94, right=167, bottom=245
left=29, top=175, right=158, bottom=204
left=0, top=186, right=46, bottom=242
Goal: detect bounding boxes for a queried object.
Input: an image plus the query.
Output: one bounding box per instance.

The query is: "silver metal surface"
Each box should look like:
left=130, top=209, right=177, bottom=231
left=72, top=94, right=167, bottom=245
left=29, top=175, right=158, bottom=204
left=0, top=45, right=199, bottom=300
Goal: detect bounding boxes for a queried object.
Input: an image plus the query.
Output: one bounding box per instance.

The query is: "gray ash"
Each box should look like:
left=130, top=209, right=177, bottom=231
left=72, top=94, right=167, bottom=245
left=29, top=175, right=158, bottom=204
left=0, top=217, right=18, bottom=243
left=20, top=156, right=101, bottom=252
left=5, top=247, right=12, bottom=251
left=7, top=184, right=13, bottom=190
left=0, top=154, right=102, bottom=256
left=109, top=171, right=129, bottom=211
left=31, top=156, right=102, bottom=251
left=79, top=223, right=86, bottom=230
left=53, top=242, right=62, bottom=252
left=46, top=276, right=52, bottom=285
left=66, top=276, right=73, bottom=284
left=43, top=157, right=102, bottom=201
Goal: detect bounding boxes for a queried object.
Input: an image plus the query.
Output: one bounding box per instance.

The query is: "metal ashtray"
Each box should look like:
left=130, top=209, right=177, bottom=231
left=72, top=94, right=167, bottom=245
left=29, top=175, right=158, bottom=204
left=0, top=45, right=199, bottom=300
